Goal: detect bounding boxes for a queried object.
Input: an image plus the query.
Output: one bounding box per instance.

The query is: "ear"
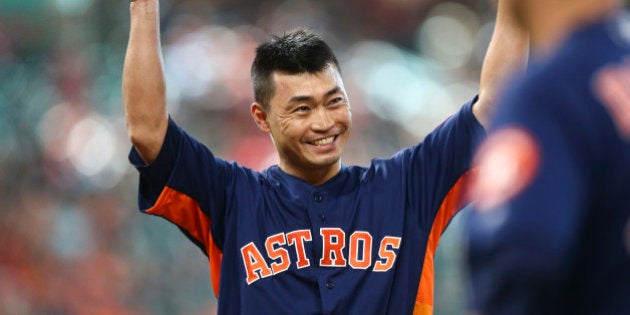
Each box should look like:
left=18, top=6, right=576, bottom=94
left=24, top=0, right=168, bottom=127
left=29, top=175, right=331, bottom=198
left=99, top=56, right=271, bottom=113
left=251, top=102, right=270, bottom=133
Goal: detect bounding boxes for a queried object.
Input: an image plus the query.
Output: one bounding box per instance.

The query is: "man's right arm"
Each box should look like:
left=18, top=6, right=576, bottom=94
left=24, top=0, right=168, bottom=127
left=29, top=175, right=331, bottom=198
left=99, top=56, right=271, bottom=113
left=123, top=0, right=168, bottom=164
left=473, top=0, right=529, bottom=127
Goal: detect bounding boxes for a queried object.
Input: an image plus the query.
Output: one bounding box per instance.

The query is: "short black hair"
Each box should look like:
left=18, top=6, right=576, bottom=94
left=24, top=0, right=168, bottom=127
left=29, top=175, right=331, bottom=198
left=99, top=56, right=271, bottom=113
left=251, top=29, right=340, bottom=110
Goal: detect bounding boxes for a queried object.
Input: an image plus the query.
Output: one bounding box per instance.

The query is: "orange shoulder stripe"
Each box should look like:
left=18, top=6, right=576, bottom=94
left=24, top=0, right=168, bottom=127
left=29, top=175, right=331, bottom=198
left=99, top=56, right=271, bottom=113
left=146, top=186, right=223, bottom=297
left=413, top=169, right=475, bottom=314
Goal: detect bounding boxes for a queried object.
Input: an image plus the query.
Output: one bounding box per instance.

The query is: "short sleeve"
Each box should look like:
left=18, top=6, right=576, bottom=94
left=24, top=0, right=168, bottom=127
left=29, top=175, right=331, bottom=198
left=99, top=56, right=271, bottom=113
left=403, top=96, right=485, bottom=224
left=128, top=118, right=233, bottom=253
left=129, top=118, right=182, bottom=210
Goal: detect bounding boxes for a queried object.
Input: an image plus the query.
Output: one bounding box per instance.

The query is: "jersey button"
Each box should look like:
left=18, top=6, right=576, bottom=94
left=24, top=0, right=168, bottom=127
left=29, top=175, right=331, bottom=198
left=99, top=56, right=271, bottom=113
left=326, top=281, right=334, bottom=289
left=314, top=194, right=323, bottom=202
left=319, top=214, right=326, bottom=222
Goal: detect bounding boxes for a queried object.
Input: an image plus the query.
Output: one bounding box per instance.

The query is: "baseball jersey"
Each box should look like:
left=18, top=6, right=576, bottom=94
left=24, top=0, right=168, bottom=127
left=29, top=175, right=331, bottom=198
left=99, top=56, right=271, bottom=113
left=466, top=12, right=630, bottom=315
left=129, top=98, right=484, bottom=314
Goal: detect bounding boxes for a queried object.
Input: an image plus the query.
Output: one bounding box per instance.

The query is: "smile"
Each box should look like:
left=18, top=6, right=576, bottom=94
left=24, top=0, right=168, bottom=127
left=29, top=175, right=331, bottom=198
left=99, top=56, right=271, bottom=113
left=310, top=136, right=336, bottom=146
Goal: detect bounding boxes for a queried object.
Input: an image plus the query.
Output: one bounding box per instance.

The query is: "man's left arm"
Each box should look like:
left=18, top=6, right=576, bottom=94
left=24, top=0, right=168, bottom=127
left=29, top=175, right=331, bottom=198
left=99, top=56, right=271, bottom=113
left=474, top=0, right=529, bottom=127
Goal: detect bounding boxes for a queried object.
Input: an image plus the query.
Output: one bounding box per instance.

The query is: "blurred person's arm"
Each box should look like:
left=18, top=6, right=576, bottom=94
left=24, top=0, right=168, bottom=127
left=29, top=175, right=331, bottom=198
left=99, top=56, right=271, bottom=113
left=465, top=74, right=591, bottom=315
left=473, top=0, right=529, bottom=127
left=123, top=0, right=168, bottom=163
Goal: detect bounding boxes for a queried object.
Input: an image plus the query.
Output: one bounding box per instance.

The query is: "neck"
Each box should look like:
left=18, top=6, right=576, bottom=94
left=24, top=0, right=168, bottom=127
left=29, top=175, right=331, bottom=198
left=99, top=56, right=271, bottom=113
left=279, top=162, right=342, bottom=186
left=527, top=0, right=621, bottom=55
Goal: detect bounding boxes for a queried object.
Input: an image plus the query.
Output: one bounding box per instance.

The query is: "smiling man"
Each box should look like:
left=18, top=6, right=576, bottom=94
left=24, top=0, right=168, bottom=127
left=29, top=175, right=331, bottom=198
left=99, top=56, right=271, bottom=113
left=122, top=0, right=527, bottom=314
left=249, top=47, right=351, bottom=186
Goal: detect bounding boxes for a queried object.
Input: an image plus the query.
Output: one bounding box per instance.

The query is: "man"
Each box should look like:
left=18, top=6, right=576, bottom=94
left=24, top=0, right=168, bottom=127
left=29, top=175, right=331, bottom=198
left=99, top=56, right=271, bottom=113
left=123, top=0, right=526, bottom=314
left=466, top=0, right=630, bottom=314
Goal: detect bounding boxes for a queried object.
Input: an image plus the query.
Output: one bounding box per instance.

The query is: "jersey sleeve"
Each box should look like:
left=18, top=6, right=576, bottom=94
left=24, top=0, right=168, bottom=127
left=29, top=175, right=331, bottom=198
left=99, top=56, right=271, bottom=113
left=403, top=96, right=485, bottom=225
left=128, top=118, right=232, bottom=255
left=465, top=82, right=590, bottom=315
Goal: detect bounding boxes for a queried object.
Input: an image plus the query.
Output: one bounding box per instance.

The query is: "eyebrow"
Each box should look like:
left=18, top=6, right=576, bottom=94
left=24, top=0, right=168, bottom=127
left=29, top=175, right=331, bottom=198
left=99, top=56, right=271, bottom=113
left=288, top=86, right=341, bottom=104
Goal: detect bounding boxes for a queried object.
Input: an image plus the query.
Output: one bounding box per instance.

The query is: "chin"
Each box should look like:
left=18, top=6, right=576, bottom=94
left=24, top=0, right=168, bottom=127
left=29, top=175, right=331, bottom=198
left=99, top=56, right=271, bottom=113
left=309, top=154, right=341, bottom=169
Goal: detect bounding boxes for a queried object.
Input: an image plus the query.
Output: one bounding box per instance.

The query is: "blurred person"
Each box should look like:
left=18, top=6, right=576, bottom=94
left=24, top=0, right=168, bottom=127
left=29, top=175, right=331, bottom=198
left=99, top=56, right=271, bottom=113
left=122, top=0, right=527, bottom=314
left=466, top=0, right=630, bottom=314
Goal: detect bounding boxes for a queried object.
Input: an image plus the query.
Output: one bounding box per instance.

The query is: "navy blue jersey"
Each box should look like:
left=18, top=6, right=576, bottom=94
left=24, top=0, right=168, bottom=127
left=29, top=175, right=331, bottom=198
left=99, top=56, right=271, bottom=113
left=466, top=12, right=630, bottom=315
left=130, top=98, right=484, bottom=315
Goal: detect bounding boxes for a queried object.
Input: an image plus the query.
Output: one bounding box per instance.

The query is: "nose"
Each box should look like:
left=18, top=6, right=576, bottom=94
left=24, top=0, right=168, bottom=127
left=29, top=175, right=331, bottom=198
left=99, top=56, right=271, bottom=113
left=311, top=107, right=334, bottom=131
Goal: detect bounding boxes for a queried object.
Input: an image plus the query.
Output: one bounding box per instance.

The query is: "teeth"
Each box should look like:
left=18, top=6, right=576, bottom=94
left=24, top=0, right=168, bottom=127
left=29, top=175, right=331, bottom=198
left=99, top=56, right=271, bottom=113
left=312, top=136, right=334, bottom=146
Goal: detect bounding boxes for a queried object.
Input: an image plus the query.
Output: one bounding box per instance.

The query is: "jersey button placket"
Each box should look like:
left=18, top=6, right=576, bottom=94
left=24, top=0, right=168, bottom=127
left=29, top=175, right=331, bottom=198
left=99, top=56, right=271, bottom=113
left=314, top=193, right=326, bottom=222
left=309, top=191, right=326, bottom=259
left=314, top=193, right=323, bottom=202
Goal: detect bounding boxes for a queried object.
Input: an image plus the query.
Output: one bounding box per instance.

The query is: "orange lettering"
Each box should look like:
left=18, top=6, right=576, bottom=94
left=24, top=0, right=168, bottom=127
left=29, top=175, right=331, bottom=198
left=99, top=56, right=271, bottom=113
left=320, top=228, right=347, bottom=267
left=241, top=242, right=273, bottom=284
left=265, top=233, right=290, bottom=275
left=373, top=236, right=401, bottom=272
left=349, top=231, right=373, bottom=269
left=286, top=230, right=312, bottom=269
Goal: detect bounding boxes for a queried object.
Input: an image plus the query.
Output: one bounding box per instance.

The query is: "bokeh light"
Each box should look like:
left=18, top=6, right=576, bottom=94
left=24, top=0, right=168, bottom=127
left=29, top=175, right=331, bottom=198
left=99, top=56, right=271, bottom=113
left=53, top=0, right=94, bottom=16
left=416, top=2, right=480, bottom=70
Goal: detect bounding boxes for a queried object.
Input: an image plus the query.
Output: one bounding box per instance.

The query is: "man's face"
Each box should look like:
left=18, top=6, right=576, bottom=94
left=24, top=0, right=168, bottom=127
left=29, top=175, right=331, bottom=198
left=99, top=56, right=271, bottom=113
left=262, top=64, right=351, bottom=181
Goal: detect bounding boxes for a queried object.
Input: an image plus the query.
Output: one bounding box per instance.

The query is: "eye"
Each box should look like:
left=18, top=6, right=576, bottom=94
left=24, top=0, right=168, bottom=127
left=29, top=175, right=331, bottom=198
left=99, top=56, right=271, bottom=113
left=329, top=97, right=344, bottom=106
left=294, top=105, right=310, bottom=113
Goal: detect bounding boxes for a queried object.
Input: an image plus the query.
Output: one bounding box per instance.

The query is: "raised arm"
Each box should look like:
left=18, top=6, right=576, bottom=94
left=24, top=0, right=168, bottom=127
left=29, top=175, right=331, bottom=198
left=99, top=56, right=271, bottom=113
left=473, top=0, right=529, bottom=127
left=122, top=0, right=168, bottom=163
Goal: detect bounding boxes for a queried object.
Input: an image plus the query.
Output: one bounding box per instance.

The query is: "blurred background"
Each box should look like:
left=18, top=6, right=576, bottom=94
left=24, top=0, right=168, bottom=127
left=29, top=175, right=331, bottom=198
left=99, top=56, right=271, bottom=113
left=0, top=0, right=611, bottom=314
